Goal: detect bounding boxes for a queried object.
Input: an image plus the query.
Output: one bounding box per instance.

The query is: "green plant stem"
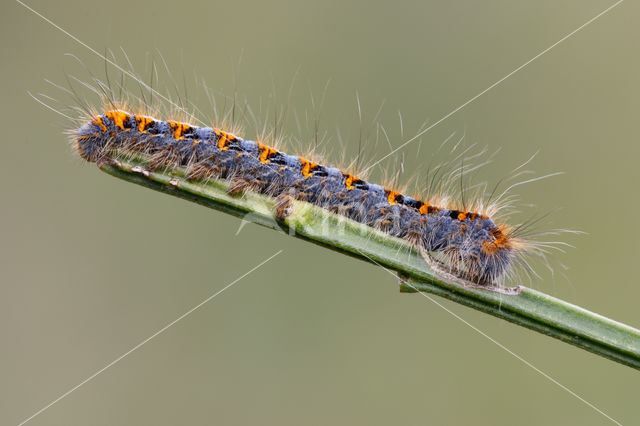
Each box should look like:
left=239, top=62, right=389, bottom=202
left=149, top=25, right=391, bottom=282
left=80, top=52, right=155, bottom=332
left=99, top=157, right=640, bottom=370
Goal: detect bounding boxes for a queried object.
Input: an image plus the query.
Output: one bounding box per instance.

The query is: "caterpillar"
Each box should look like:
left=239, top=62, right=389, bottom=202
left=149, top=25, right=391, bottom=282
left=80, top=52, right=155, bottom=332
left=72, top=108, right=533, bottom=290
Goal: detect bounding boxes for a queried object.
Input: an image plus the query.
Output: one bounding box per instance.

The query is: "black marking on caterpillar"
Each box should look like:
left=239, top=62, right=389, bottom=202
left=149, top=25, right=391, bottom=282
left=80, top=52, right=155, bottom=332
left=75, top=110, right=527, bottom=288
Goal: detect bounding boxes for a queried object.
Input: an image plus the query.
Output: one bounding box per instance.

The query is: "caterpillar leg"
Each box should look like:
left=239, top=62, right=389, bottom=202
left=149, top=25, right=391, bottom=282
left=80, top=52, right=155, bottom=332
left=149, top=145, right=180, bottom=170
left=419, top=251, right=521, bottom=295
left=275, top=193, right=294, bottom=221
left=228, top=178, right=253, bottom=196
left=186, top=158, right=219, bottom=181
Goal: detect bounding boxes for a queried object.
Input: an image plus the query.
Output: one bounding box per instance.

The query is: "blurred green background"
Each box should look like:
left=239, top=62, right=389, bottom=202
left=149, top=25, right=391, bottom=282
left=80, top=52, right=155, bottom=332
left=2, top=0, right=638, bottom=424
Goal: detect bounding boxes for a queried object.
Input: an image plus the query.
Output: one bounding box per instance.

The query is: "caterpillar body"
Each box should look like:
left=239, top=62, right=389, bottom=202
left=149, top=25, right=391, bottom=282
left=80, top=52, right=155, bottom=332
left=74, top=109, right=527, bottom=287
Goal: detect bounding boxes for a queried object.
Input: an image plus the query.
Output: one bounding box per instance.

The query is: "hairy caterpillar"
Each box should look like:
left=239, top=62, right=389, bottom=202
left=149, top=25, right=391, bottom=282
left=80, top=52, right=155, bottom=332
left=71, top=106, right=535, bottom=290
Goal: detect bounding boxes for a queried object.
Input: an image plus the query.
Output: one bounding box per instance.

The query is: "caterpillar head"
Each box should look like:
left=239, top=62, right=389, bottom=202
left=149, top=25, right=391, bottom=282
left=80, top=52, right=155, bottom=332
left=74, top=119, right=109, bottom=162
left=444, top=221, right=518, bottom=285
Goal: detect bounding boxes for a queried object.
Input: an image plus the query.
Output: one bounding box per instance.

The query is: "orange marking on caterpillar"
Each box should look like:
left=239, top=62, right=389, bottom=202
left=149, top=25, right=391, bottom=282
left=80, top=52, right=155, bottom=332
left=134, top=114, right=154, bottom=133
left=386, top=190, right=400, bottom=205
left=458, top=212, right=468, bottom=221
left=214, top=128, right=236, bottom=151
left=257, top=142, right=279, bottom=164
left=343, top=173, right=359, bottom=189
left=482, top=226, right=512, bottom=254
left=105, top=110, right=131, bottom=130
left=168, top=121, right=191, bottom=140
left=300, top=158, right=319, bottom=177
left=419, top=203, right=440, bottom=215
left=92, top=116, right=107, bottom=132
